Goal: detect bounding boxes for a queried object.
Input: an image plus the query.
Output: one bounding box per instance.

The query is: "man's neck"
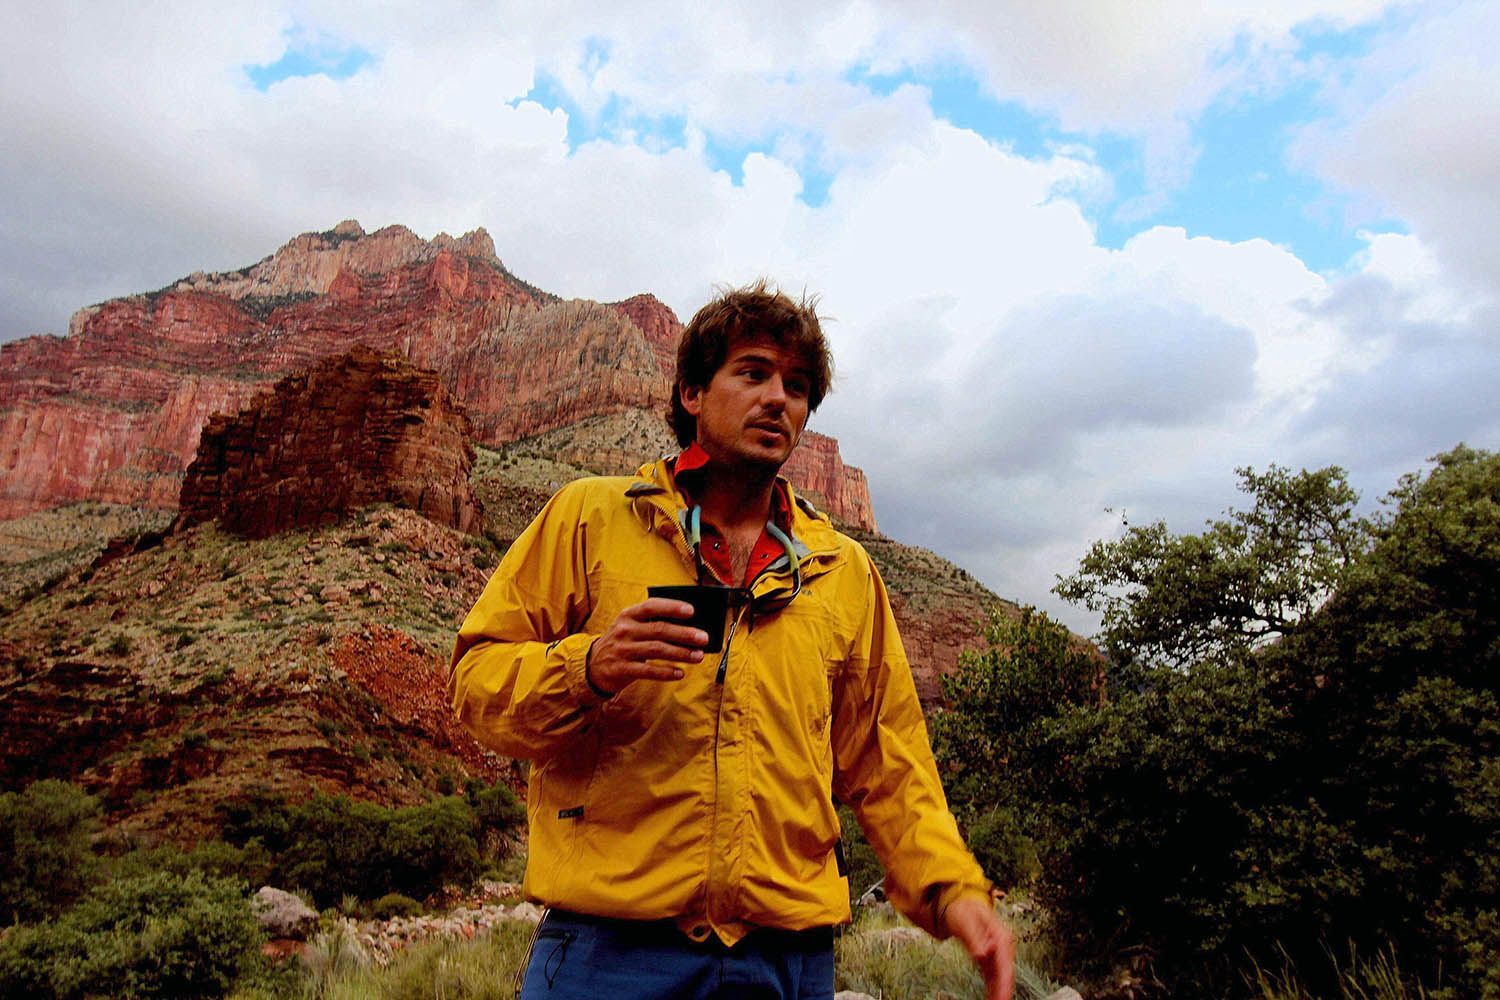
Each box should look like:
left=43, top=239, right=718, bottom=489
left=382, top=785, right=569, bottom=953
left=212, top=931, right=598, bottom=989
left=692, top=464, right=778, bottom=535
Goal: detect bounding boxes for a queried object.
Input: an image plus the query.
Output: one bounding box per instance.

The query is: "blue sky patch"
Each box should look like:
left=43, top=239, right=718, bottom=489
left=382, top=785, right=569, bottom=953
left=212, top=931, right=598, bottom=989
left=521, top=72, right=687, bottom=152
left=1132, top=79, right=1361, bottom=268
left=848, top=49, right=1389, bottom=271
left=245, top=34, right=375, bottom=91
left=850, top=64, right=1058, bottom=162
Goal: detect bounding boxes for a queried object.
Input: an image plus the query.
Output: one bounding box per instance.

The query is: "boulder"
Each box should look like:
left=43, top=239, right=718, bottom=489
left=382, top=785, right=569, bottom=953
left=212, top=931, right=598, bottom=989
left=175, top=346, right=483, bottom=538
left=251, top=886, right=319, bottom=940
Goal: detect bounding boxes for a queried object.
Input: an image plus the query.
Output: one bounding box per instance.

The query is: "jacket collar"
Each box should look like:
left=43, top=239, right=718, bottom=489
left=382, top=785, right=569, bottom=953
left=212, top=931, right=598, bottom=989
left=624, top=455, right=840, bottom=567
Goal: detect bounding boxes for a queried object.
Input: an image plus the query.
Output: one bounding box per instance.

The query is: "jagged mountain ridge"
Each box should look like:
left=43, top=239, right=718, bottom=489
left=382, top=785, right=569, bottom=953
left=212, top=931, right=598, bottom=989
left=0, top=221, right=873, bottom=528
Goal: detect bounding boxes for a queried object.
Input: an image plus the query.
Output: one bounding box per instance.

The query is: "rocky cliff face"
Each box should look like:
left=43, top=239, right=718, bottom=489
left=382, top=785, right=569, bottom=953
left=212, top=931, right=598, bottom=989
left=0, top=222, right=873, bottom=528
left=781, top=433, right=876, bottom=529
left=177, top=347, right=482, bottom=538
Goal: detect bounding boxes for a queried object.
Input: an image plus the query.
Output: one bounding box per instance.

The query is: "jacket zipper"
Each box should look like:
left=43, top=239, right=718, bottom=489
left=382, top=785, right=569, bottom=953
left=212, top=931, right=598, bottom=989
left=715, top=605, right=746, bottom=684
left=641, top=489, right=813, bottom=936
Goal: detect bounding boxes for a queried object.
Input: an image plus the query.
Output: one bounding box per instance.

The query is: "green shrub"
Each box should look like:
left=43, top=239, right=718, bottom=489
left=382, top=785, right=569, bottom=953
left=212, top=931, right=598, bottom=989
left=944, top=447, right=1499, bottom=996
left=370, top=892, right=423, bottom=919
left=963, top=807, right=1038, bottom=893
left=0, top=870, right=262, bottom=998
left=468, top=780, right=526, bottom=834
left=109, top=839, right=274, bottom=888
left=224, top=792, right=481, bottom=906
left=0, top=780, right=100, bottom=924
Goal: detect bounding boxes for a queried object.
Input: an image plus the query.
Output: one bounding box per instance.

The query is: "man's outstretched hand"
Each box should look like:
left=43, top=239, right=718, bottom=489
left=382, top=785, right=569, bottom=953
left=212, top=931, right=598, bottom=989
left=944, top=895, right=1016, bottom=1000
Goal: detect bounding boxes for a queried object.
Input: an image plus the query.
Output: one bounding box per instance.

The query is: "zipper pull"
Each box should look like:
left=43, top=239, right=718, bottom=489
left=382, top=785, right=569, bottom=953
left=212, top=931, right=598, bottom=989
left=715, top=606, right=748, bottom=685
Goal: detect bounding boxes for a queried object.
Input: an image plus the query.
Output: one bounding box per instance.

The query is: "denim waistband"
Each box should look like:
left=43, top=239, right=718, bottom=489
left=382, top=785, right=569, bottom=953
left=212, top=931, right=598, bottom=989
left=542, top=908, right=834, bottom=951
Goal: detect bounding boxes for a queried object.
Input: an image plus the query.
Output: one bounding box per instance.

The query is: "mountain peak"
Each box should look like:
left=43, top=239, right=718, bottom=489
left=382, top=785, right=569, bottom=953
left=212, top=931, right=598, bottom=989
left=169, top=222, right=503, bottom=302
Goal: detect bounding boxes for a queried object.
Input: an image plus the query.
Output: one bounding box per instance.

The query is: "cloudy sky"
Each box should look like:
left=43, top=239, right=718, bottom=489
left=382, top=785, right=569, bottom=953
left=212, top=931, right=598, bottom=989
left=2, top=1, right=1496, bottom=630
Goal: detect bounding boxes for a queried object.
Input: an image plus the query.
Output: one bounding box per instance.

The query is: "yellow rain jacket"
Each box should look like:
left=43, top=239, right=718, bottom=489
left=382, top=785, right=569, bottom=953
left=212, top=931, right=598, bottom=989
left=450, top=458, right=990, bottom=945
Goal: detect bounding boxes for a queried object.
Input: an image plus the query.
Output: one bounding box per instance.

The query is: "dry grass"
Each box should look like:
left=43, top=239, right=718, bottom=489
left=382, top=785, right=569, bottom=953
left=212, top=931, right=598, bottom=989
left=231, top=902, right=1069, bottom=1000
left=1246, top=944, right=1439, bottom=1000
left=836, top=902, right=1063, bottom=1000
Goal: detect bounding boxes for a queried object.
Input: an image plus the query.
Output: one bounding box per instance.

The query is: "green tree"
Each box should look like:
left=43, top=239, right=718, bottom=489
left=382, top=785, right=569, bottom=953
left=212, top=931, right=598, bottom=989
left=1055, top=465, right=1368, bottom=669
left=948, top=448, right=1498, bottom=997
left=932, top=606, right=1102, bottom=812
left=0, top=780, right=101, bottom=924
left=1269, top=444, right=1500, bottom=997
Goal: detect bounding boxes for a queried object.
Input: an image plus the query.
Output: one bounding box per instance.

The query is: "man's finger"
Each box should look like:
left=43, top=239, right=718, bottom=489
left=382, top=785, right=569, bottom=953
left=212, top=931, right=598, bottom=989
left=631, top=598, right=697, bottom=621
left=617, top=662, right=687, bottom=681
left=628, top=641, right=706, bottom=663
left=629, top=620, right=709, bottom=648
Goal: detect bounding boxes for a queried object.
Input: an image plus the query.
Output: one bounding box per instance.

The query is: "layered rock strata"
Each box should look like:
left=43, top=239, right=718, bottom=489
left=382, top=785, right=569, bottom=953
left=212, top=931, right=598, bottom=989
left=0, top=221, right=874, bottom=528
left=176, top=347, right=483, bottom=538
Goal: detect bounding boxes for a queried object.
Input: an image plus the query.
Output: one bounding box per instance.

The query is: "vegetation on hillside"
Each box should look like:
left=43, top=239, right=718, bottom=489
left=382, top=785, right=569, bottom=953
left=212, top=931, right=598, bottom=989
left=0, top=502, right=172, bottom=613
left=934, top=445, right=1499, bottom=998
left=0, top=776, right=530, bottom=998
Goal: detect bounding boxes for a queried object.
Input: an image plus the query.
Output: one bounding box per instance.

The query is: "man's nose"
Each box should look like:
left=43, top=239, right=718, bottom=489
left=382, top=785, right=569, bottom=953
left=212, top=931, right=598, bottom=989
left=760, top=374, right=788, bottom=407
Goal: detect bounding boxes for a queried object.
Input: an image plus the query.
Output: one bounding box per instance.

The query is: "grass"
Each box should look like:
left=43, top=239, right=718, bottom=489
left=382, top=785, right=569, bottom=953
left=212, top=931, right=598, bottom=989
left=230, top=919, right=537, bottom=1000
left=232, top=904, right=1064, bottom=1000
left=835, top=905, right=1061, bottom=1000
left=1247, top=944, right=1439, bottom=1000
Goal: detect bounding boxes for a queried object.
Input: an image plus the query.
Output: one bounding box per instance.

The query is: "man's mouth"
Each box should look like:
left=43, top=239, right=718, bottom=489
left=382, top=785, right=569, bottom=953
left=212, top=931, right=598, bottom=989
left=748, top=422, right=787, bottom=438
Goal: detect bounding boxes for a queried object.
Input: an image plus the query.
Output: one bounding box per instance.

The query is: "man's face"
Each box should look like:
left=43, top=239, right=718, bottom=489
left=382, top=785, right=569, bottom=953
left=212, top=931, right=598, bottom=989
left=681, top=339, right=812, bottom=473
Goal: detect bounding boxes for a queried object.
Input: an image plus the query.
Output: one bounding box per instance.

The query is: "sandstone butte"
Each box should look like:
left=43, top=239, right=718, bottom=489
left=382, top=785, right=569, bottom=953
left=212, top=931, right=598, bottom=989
left=0, top=220, right=875, bottom=529
left=176, top=346, right=483, bottom=540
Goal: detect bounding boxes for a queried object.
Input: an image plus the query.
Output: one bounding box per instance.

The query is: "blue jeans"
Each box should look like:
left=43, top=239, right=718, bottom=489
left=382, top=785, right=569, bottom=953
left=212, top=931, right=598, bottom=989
left=518, top=909, right=835, bottom=1000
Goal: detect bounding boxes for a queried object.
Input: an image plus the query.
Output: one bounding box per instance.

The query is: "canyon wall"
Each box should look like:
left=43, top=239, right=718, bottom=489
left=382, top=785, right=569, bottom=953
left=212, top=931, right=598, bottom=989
left=0, top=222, right=873, bottom=528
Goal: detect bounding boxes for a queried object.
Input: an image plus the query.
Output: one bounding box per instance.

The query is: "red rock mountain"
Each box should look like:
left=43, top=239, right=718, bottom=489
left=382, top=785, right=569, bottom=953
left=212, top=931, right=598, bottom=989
left=176, top=347, right=483, bottom=539
left=0, top=221, right=874, bottom=528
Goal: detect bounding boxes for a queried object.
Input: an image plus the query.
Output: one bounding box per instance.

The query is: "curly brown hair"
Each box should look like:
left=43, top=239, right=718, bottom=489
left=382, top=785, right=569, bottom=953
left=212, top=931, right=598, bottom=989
left=668, top=280, right=833, bottom=447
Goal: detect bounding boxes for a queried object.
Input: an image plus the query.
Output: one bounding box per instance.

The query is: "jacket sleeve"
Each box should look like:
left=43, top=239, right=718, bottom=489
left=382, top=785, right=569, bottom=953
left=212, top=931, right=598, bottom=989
left=449, top=481, right=608, bottom=760
left=829, top=546, right=993, bottom=938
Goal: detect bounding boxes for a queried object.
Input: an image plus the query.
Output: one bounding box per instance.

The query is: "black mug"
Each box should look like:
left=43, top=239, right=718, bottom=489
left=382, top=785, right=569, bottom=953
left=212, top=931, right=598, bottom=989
left=647, top=584, right=734, bottom=653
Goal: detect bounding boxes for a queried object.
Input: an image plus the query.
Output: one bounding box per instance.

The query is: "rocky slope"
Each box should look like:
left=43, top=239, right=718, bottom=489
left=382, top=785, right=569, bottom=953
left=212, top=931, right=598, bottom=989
left=177, top=347, right=482, bottom=538
left=0, top=504, right=511, bottom=845
left=0, top=221, right=874, bottom=528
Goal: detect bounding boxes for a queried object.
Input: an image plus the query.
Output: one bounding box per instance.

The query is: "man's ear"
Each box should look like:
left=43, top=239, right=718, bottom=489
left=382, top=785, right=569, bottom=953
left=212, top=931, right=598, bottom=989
left=680, top=382, right=703, bottom=417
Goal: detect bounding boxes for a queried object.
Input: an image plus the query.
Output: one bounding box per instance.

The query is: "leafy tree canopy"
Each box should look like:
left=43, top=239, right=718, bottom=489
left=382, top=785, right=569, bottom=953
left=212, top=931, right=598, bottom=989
left=1055, top=464, right=1369, bottom=670
left=942, top=446, right=1499, bottom=997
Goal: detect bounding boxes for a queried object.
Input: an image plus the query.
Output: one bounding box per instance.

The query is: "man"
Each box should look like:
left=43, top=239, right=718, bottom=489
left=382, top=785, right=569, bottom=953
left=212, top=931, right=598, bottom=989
left=450, top=282, right=1014, bottom=999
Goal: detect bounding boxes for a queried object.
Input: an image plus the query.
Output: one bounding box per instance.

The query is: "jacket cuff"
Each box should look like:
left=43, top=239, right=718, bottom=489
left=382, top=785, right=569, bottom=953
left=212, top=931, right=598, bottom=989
left=562, top=634, right=609, bottom=708
left=933, top=884, right=994, bottom=940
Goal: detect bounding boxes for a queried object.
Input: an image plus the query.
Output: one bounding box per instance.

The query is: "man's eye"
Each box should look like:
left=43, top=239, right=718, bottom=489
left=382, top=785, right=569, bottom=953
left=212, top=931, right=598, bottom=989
left=786, top=379, right=810, bottom=397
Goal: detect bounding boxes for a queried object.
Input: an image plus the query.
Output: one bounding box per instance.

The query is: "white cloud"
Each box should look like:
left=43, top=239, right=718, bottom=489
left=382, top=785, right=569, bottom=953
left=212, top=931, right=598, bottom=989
left=857, top=0, right=1402, bottom=196
left=1294, top=1, right=1500, bottom=297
